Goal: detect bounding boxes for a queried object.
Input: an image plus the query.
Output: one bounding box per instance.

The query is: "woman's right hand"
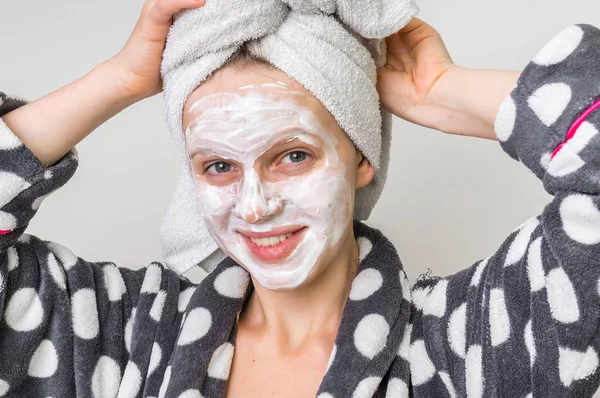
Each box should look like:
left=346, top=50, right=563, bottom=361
left=108, top=0, right=206, bottom=101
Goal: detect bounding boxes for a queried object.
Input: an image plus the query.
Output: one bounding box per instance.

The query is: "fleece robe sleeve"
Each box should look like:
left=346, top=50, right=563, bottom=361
left=410, top=25, right=600, bottom=398
left=0, top=93, right=190, bottom=397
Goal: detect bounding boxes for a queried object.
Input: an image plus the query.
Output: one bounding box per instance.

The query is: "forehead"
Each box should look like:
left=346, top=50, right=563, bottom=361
left=182, top=65, right=341, bottom=137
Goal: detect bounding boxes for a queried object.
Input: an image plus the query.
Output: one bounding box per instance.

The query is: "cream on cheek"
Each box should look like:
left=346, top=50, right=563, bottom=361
left=186, top=84, right=353, bottom=290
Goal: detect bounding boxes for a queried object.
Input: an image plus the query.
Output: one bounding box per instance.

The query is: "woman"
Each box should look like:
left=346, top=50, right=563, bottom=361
left=1, top=0, right=599, bottom=397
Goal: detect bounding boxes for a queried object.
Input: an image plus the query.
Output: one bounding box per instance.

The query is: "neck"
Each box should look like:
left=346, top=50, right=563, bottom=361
left=240, top=229, right=359, bottom=353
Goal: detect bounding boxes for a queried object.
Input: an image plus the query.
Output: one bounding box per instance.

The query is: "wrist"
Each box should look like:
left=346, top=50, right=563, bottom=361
left=425, top=66, right=473, bottom=133
left=94, top=59, right=150, bottom=107
left=427, top=66, right=520, bottom=139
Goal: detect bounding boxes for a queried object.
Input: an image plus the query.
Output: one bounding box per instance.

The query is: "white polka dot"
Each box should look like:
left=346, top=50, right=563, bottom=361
left=28, top=340, right=58, bottom=378
left=326, top=344, right=337, bottom=373
left=411, top=285, right=431, bottom=312
left=0, top=171, right=30, bottom=207
left=490, top=288, right=510, bottom=346
left=178, top=287, right=196, bottom=312
left=72, top=288, right=99, bottom=340
left=353, top=314, right=390, bottom=359
left=353, top=376, right=381, bottom=398
left=148, top=343, right=162, bottom=376
left=141, top=264, right=162, bottom=294
left=177, top=390, right=202, bottom=398
left=423, top=280, right=448, bottom=318
left=397, top=324, right=412, bottom=360
left=208, top=342, right=234, bottom=380
left=150, top=291, right=167, bottom=322
left=505, top=218, right=539, bottom=267
left=470, top=258, right=489, bottom=287
left=44, top=170, right=53, bottom=180
left=357, top=237, right=373, bottom=262
left=7, top=246, right=19, bottom=272
left=178, top=307, right=212, bottom=345
left=495, top=96, right=517, bottom=142
left=559, top=346, right=599, bottom=387
left=0, top=211, right=17, bottom=232
left=47, top=253, right=66, bottom=290
left=349, top=269, right=383, bottom=301
left=410, top=340, right=435, bottom=386
left=317, top=394, right=334, bottom=398
left=438, top=371, right=458, bottom=398
left=560, top=194, right=600, bottom=245
left=551, top=151, right=585, bottom=177
left=213, top=267, right=249, bottom=299
left=0, top=121, right=22, bottom=150
left=103, top=265, right=126, bottom=302
left=385, top=378, right=409, bottom=398
left=533, top=25, right=584, bottom=66
left=524, top=320, right=536, bottom=367
left=158, top=366, right=171, bottom=398
left=528, top=83, right=572, bottom=127
left=546, top=267, right=580, bottom=324
left=527, top=237, right=545, bottom=292
left=4, top=288, right=44, bottom=331
left=466, top=345, right=484, bottom=398
left=549, top=121, right=599, bottom=177
left=92, top=356, right=122, bottom=398
left=47, top=242, right=78, bottom=270
left=125, top=308, right=136, bottom=353
left=117, top=363, right=141, bottom=398
left=448, top=303, right=467, bottom=359
left=0, top=379, right=8, bottom=397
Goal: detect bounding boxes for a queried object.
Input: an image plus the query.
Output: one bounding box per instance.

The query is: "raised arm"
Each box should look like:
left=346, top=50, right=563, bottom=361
left=3, top=0, right=205, bottom=167
left=379, top=22, right=600, bottom=396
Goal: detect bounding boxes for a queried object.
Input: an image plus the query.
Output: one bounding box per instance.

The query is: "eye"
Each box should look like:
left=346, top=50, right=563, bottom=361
left=205, top=161, right=236, bottom=174
left=281, top=151, right=311, bottom=164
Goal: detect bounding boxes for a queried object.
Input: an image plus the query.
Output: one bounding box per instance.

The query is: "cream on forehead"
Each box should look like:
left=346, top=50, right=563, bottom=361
left=186, top=82, right=326, bottom=158
left=185, top=83, right=353, bottom=290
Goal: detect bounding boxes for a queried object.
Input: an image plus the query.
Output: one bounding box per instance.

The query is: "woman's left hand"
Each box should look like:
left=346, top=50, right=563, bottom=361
left=377, top=18, right=520, bottom=139
left=377, top=18, right=454, bottom=130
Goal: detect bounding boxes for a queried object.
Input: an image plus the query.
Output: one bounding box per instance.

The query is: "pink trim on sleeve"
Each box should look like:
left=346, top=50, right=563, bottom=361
left=552, top=98, right=600, bottom=159
left=0, top=230, right=12, bottom=235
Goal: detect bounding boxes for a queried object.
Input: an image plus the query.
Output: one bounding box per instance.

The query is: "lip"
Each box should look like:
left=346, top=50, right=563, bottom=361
left=239, top=227, right=307, bottom=262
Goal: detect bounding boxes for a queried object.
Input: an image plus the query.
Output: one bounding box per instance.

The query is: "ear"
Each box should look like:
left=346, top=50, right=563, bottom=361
left=355, top=154, right=375, bottom=189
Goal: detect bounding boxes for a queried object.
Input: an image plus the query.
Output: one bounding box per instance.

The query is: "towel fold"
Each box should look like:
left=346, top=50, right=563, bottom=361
left=160, top=0, right=418, bottom=275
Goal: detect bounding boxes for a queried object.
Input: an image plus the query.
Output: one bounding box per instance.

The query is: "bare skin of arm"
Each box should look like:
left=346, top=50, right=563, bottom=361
left=2, top=0, right=206, bottom=167
left=377, top=18, right=520, bottom=140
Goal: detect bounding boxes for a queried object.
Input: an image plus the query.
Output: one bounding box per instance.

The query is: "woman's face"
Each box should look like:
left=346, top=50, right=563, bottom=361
left=183, top=64, right=374, bottom=290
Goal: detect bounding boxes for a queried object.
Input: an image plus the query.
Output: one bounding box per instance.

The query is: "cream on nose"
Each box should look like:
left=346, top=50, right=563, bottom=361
left=234, top=170, right=282, bottom=223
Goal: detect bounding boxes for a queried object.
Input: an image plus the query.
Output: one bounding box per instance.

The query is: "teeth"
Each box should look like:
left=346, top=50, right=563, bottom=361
left=250, top=234, right=292, bottom=247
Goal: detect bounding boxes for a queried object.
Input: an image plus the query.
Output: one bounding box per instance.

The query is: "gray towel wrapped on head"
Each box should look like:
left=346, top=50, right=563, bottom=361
left=160, top=0, right=418, bottom=275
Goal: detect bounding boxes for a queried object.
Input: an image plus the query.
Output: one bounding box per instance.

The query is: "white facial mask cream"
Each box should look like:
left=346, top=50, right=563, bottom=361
left=186, top=83, right=353, bottom=290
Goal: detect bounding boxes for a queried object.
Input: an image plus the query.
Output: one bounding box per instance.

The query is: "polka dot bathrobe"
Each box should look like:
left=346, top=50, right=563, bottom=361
left=1, top=24, right=600, bottom=397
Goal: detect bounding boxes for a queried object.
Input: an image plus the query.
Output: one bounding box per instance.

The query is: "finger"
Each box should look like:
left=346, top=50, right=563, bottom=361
left=398, top=18, right=425, bottom=35
left=150, top=0, right=205, bottom=26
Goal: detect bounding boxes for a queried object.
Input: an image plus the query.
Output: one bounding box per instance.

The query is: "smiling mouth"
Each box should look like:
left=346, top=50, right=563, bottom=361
left=238, top=227, right=307, bottom=262
left=249, top=233, right=293, bottom=247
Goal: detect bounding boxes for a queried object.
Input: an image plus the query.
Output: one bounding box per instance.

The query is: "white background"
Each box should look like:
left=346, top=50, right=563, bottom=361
left=1, top=0, right=598, bottom=284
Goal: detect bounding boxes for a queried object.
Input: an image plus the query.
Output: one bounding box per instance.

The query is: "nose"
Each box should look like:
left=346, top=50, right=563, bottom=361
left=234, top=170, right=283, bottom=224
